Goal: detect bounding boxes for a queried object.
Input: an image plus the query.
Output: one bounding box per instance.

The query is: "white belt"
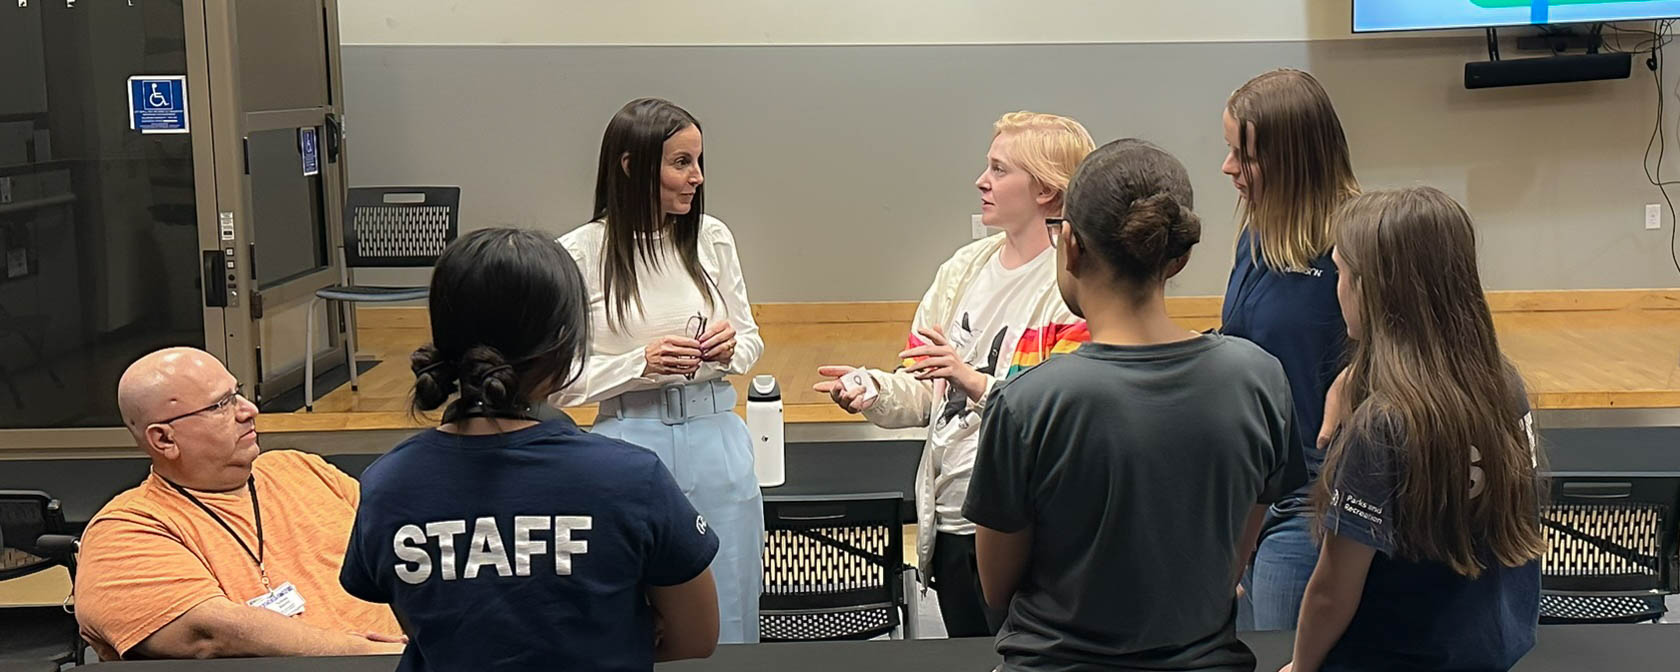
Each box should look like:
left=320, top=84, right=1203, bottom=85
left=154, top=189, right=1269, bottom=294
left=601, top=378, right=736, bottom=425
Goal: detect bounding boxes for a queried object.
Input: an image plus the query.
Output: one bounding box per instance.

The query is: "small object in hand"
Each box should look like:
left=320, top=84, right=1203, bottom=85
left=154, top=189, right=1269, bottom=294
left=685, top=313, right=708, bottom=380
left=839, top=368, right=879, bottom=404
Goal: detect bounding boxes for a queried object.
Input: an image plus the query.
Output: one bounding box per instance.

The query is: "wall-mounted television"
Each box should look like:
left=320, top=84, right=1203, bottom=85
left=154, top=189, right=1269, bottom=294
left=1354, top=0, right=1680, bottom=33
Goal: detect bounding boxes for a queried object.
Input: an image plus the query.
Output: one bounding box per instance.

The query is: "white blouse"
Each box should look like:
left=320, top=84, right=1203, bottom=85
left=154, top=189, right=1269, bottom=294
left=552, top=215, right=763, bottom=406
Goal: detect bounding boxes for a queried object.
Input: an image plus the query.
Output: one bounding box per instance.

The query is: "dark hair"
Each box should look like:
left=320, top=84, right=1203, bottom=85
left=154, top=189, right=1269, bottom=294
left=410, top=228, right=590, bottom=416
left=1064, top=139, right=1202, bottom=294
left=591, top=97, right=716, bottom=332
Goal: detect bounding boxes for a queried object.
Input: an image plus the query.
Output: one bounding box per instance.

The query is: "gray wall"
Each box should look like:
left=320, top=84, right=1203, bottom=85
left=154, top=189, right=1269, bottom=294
left=341, top=37, right=1679, bottom=301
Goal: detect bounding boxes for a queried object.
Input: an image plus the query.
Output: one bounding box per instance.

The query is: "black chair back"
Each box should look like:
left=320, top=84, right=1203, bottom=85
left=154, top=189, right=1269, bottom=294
left=761, top=493, right=907, bottom=641
left=342, top=186, right=460, bottom=268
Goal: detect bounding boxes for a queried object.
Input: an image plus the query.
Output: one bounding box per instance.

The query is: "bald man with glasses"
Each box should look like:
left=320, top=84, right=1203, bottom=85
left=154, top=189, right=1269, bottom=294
left=74, top=347, right=404, bottom=661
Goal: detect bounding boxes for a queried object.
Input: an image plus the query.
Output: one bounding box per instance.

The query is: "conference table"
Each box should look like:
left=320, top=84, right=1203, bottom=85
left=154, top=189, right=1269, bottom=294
left=50, top=624, right=1680, bottom=670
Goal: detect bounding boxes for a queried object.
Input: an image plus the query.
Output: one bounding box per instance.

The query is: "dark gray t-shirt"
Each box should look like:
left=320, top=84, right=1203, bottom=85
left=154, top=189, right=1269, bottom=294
left=964, top=335, right=1305, bottom=672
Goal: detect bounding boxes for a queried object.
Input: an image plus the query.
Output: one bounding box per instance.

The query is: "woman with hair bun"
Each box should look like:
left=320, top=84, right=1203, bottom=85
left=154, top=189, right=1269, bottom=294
left=965, top=139, right=1304, bottom=671
left=340, top=228, right=722, bottom=671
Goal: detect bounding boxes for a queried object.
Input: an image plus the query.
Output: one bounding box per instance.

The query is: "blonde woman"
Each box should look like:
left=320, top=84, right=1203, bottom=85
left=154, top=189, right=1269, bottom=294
left=1219, top=69, right=1361, bottom=630
left=814, top=112, right=1094, bottom=636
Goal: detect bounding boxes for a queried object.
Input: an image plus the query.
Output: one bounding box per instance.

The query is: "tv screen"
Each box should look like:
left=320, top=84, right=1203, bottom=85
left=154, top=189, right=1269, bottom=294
left=1354, top=0, right=1680, bottom=33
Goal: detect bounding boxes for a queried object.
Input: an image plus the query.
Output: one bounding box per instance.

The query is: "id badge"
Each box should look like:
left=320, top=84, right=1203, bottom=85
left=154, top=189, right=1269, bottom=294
left=246, top=582, right=307, bottom=617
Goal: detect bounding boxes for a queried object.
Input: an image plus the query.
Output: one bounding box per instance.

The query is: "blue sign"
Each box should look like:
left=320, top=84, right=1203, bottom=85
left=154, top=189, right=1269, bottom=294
left=127, top=76, right=189, bottom=134
left=299, top=127, right=320, bottom=176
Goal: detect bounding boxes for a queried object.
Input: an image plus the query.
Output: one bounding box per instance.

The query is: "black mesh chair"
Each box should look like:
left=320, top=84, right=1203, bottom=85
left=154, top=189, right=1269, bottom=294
left=1539, top=475, right=1680, bottom=624
left=0, top=491, right=82, bottom=666
left=305, top=186, right=459, bottom=411
left=760, top=493, right=917, bottom=641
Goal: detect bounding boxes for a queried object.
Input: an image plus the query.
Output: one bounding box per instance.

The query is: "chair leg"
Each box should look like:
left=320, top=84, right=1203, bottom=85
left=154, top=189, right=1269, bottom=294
left=901, top=567, right=920, bottom=640
left=344, top=301, right=359, bottom=392
left=305, top=297, right=320, bottom=412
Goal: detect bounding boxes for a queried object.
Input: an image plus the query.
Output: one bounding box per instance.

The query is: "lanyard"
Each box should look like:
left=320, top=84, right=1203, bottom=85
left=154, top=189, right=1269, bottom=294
left=166, top=476, right=269, bottom=590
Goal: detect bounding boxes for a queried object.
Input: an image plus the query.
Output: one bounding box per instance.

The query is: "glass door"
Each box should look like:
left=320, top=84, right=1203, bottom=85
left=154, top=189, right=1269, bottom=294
left=0, top=0, right=221, bottom=442
left=203, top=0, right=348, bottom=403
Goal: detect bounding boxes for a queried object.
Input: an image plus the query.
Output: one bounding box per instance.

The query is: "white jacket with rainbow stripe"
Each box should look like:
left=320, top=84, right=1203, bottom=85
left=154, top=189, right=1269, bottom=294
left=858, top=232, right=1089, bottom=579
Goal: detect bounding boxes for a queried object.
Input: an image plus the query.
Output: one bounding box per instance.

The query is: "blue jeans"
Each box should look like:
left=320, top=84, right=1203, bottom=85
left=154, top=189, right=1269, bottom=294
left=1239, top=511, right=1318, bottom=631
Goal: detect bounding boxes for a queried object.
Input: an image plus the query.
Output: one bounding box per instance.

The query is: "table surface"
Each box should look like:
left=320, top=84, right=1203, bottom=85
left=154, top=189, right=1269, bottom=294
left=57, top=624, right=1680, bottom=671
left=6, top=425, right=1678, bottom=529
left=3, top=426, right=1677, bottom=528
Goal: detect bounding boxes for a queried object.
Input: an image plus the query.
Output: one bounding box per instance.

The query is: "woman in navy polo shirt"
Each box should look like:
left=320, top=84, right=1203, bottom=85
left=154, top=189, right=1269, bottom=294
left=341, top=228, right=721, bottom=671
left=1218, top=68, right=1360, bottom=630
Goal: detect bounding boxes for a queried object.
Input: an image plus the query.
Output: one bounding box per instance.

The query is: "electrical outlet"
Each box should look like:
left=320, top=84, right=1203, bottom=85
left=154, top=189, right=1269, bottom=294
left=1646, top=203, right=1663, bottom=230
left=971, top=214, right=987, bottom=239
left=0, top=177, right=11, bottom=205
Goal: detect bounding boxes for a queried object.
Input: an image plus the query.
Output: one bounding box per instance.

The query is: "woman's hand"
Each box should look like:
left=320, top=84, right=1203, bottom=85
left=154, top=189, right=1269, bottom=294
left=900, top=327, right=988, bottom=401
left=698, top=320, right=738, bottom=366
left=814, top=366, right=877, bottom=414
left=644, top=336, right=703, bottom=376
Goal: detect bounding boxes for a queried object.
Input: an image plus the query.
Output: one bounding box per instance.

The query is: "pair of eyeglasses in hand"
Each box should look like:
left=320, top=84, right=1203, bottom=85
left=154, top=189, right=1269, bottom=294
left=684, top=313, right=708, bottom=380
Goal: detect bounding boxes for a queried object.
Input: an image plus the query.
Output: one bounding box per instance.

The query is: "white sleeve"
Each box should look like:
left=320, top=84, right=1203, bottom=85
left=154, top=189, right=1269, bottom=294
left=705, top=221, right=763, bottom=376
left=859, top=275, right=942, bottom=430
left=554, top=349, right=653, bottom=407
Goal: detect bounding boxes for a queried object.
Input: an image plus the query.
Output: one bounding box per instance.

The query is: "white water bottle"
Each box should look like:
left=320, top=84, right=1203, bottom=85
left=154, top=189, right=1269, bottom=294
left=746, top=374, right=785, bottom=487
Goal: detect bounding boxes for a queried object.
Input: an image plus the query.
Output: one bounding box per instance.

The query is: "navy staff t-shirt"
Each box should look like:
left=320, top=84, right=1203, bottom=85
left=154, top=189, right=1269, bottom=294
left=340, top=416, right=719, bottom=672
left=1322, top=380, right=1540, bottom=672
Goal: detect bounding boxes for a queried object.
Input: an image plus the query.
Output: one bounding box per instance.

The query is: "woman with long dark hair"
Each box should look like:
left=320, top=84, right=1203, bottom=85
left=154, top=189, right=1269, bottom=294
left=554, top=98, right=764, bottom=644
left=341, top=228, right=722, bottom=670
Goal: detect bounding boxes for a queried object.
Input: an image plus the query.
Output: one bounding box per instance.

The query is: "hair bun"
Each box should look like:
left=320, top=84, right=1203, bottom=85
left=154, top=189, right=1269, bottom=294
left=411, top=344, right=459, bottom=411
left=1120, top=193, right=1180, bottom=265
left=458, top=345, right=518, bottom=409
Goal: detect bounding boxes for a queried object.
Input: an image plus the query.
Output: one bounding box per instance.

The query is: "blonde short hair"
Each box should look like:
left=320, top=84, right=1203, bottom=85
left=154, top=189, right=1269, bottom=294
left=992, top=112, right=1097, bottom=204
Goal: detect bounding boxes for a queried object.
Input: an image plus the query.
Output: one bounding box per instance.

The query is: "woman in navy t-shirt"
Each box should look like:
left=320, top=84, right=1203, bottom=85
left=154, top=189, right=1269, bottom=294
left=340, top=228, right=721, bottom=671
left=1282, top=187, right=1544, bottom=672
left=1219, top=68, right=1361, bottom=630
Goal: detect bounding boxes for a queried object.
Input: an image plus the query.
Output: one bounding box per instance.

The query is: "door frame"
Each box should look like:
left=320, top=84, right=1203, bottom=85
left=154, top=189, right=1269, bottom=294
left=202, top=0, right=349, bottom=403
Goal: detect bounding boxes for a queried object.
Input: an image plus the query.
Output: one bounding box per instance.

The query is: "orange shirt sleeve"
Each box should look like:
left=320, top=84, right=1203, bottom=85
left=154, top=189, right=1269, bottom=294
left=278, top=450, right=362, bottom=508
left=74, top=513, right=226, bottom=658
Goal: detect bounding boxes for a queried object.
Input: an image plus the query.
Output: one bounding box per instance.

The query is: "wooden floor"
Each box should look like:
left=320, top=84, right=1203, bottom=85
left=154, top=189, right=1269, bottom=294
left=258, top=289, right=1680, bottom=433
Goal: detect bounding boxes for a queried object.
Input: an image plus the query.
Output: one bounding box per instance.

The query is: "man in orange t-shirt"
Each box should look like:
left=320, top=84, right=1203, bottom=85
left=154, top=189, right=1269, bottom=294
left=74, top=347, right=404, bottom=660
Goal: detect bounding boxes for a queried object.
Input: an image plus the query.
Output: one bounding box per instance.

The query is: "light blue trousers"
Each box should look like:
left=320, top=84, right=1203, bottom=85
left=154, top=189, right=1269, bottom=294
left=592, top=408, right=764, bottom=644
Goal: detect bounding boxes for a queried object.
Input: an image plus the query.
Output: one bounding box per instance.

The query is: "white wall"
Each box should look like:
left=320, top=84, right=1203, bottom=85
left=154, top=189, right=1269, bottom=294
left=338, top=0, right=1362, bottom=45
left=336, top=1, right=1680, bottom=300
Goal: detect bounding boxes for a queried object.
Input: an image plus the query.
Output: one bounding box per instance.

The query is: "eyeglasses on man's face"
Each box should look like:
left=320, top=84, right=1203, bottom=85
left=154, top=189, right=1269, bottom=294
left=152, top=384, right=247, bottom=426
